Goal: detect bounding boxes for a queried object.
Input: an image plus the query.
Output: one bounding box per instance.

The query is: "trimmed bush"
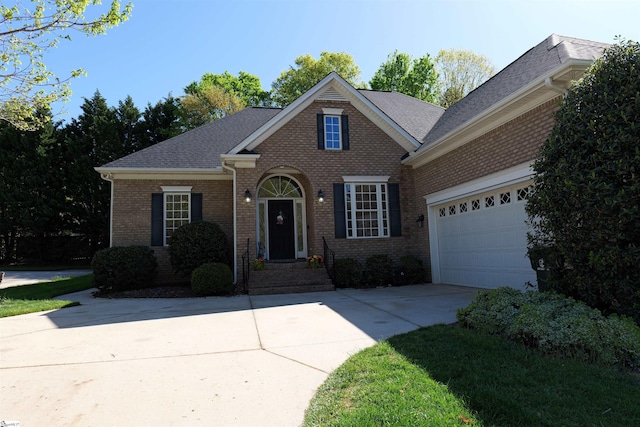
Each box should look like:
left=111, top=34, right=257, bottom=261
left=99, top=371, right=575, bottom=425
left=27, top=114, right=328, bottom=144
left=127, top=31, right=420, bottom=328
left=169, top=221, right=230, bottom=276
left=191, top=262, right=234, bottom=296
left=91, top=246, right=157, bottom=292
left=334, top=258, right=363, bottom=288
left=366, top=254, right=394, bottom=287
left=400, top=255, right=426, bottom=285
left=457, top=287, right=640, bottom=369
left=526, top=40, right=640, bottom=321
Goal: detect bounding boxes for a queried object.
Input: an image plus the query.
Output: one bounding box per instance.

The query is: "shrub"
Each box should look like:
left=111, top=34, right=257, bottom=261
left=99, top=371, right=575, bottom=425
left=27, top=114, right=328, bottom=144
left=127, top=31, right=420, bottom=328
left=91, top=246, right=157, bottom=292
left=526, top=39, right=640, bottom=321
left=191, top=262, right=234, bottom=296
left=400, top=255, right=426, bottom=285
left=169, top=221, right=230, bottom=276
left=457, top=287, right=640, bottom=369
left=334, top=258, right=363, bottom=288
left=365, top=254, right=394, bottom=287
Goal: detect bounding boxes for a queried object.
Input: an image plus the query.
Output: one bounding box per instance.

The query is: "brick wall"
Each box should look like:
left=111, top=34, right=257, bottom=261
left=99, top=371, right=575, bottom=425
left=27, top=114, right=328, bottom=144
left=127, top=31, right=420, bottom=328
left=235, top=100, right=417, bottom=266
left=111, top=179, right=233, bottom=284
left=411, top=98, right=560, bottom=265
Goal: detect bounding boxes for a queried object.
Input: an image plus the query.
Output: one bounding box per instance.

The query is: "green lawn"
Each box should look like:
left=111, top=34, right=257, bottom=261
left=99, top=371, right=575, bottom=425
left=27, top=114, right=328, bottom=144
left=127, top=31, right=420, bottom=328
left=0, top=274, right=94, bottom=317
left=304, top=325, right=640, bottom=426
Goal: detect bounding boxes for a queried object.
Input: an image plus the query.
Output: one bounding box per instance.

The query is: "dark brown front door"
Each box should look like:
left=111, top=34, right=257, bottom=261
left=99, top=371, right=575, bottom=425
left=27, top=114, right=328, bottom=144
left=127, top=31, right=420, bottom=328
left=268, top=200, right=295, bottom=260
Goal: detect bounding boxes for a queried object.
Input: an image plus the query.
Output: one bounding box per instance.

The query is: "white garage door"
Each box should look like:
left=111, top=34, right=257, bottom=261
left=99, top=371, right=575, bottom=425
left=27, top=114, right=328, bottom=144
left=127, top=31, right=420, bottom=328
left=433, top=184, right=536, bottom=290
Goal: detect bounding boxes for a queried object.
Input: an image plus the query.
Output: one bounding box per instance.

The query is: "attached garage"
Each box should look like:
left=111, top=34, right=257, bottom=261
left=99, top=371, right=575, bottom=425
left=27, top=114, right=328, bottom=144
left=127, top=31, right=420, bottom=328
left=426, top=164, right=537, bottom=290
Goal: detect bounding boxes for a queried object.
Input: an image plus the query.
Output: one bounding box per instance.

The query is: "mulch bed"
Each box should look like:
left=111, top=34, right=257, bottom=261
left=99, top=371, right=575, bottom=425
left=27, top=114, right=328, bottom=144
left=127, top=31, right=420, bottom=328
left=93, top=284, right=246, bottom=299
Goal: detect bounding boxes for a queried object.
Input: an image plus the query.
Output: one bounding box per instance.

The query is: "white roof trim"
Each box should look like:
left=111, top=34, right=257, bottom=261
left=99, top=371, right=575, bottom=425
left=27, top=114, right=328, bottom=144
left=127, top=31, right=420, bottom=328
left=404, top=60, right=593, bottom=168
left=228, top=72, right=421, bottom=155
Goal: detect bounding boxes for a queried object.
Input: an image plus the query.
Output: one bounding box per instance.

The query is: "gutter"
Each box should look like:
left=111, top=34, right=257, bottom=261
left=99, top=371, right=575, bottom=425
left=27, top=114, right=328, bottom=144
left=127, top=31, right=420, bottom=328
left=98, top=172, right=115, bottom=248
left=221, top=160, right=238, bottom=284
left=544, top=77, right=567, bottom=95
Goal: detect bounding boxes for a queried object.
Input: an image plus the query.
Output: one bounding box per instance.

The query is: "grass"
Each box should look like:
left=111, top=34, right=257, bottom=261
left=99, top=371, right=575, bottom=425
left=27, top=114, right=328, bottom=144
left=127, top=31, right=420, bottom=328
left=304, top=325, right=640, bottom=426
left=0, top=274, right=94, bottom=317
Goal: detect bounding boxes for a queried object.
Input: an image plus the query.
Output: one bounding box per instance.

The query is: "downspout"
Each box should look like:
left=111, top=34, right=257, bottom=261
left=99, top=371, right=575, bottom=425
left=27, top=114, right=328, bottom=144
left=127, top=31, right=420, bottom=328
left=544, top=77, right=567, bottom=95
left=221, top=160, right=238, bottom=284
left=99, top=172, right=115, bottom=248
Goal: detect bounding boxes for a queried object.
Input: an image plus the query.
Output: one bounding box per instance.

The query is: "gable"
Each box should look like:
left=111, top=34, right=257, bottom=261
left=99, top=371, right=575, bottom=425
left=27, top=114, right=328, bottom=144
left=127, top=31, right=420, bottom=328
left=228, top=72, right=424, bottom=155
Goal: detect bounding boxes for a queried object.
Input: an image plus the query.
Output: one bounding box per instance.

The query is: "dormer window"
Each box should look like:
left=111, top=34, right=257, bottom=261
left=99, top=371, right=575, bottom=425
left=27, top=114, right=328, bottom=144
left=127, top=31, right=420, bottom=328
left=317, top=107, right=349, bottom=151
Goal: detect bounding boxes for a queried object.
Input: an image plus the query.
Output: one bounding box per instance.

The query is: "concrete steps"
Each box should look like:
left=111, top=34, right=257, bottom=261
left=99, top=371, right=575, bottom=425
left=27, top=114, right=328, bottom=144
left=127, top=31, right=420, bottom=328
left=248, top=261, right=335, bottom=295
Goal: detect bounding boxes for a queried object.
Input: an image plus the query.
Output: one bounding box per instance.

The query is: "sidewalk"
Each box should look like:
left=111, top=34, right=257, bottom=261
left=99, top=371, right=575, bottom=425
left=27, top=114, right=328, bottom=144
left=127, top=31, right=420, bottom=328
left=0, top=269, right=92, bottom=289
left=0, top=284, right=478, bottom=426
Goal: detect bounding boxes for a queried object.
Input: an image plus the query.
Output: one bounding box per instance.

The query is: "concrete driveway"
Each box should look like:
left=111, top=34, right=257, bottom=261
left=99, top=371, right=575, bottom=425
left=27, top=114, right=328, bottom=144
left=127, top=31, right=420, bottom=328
left=0, top=284, right=478, bottom=426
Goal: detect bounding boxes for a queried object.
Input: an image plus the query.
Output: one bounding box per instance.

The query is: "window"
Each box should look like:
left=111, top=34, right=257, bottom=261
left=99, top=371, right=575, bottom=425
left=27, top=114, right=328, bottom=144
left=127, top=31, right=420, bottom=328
left=151, top=187, right=201, bottom=246
left=164, top=193, right=190, bottom=245
left=345, top=183, right=389, bottom=238
left=324, top=115, right=341, bottom=149
left=317, top=108, right=349, bottom=150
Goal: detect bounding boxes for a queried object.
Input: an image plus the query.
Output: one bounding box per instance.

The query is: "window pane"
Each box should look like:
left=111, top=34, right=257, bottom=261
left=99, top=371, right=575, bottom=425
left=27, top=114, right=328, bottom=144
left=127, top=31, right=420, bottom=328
left=345, top=182, right=389, bottom=239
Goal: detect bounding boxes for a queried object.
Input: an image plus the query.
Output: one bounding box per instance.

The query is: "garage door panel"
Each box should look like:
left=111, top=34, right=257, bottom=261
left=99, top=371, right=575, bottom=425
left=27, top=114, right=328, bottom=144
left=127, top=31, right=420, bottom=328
left=434, top=184, right=536, bottom=290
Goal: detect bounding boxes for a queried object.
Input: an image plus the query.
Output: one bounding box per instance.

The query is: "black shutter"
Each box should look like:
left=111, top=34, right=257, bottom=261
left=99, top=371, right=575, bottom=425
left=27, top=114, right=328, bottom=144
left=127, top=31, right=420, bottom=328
left=191, top=193, right=203, bottom=222
left=389, top=183, right=401, bottom=237
left=151, top=193, right=163, bottom=246
left=341, top=115, right=349, bottom=150
left=333, top=183, right=346, bottom=238
left=317, top=114, right=325, bottom=150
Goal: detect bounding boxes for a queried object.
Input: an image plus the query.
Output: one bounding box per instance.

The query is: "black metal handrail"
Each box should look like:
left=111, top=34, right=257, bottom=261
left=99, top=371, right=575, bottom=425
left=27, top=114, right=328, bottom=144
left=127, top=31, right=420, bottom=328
left=241, top=238, right=250, bottom=292
left=322, top=236, right=336, bottom=286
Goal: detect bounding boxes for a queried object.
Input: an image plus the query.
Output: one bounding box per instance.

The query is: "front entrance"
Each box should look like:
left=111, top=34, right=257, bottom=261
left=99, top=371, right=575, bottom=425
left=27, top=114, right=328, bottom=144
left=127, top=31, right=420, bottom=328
left=268, top=200, right=295, bottom=259
left=256, top=175, right=307, bottom=260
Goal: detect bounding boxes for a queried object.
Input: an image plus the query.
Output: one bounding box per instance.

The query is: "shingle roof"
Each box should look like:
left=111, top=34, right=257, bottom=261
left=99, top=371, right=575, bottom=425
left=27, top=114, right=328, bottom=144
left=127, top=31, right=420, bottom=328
left=419, top=34, right=609, bottom=148
left=358, top=90, right=445, bottom=142
left=101, top=107, right=281, bottom=169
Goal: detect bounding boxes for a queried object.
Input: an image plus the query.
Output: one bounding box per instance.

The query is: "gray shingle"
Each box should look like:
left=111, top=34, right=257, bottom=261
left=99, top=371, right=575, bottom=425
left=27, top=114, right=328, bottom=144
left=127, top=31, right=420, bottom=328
left=101, top=107, right=281, bottom=169
left=420, top=34, right=609, bottom=148
left=358, top=90, right=445, bottom=142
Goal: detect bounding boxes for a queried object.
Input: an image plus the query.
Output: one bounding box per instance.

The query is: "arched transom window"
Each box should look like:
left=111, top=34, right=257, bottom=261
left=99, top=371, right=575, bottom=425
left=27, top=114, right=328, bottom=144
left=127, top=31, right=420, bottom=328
left=258, top=176, right=303, bottom=198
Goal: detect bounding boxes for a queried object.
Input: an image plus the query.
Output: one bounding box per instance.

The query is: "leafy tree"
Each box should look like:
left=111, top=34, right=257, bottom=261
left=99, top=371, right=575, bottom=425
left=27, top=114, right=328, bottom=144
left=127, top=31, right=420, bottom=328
left=0, top=0, right=132, bottom=130
left=138, top=95, right=181, bottom=147
left=61, top=91, right=122, bottom=252
left=114, top=95, right=141, bottom=152
left=178, top=85, right=244, bottom=130
left=185, top=71, right=271, bottom=107
left=435, top=48, right=495, bottom=108
left=271, top=52, right=363, bottom=106
left=0, top=108, right=72, bottom=261
left=526, top=39, right=640, bottom=321
left=369, top=51, right=438, bottom=102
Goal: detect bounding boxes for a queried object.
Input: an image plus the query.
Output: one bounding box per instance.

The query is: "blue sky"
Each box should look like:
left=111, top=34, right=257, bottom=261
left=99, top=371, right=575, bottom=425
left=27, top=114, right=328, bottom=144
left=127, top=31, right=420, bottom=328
left=46, top=0, right=640, bottom=121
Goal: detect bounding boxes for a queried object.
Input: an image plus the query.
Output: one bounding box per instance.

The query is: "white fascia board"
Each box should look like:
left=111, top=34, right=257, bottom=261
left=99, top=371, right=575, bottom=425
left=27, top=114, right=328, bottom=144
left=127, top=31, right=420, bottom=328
left=228, top=72, right=421, bottom=155
left=94, top=166, right=230, bottom=180
left=425, top=161, right=533, bottom=206
left=220, top=153, right=260, bottom=169
left=404, top=60, right=592, bottom=168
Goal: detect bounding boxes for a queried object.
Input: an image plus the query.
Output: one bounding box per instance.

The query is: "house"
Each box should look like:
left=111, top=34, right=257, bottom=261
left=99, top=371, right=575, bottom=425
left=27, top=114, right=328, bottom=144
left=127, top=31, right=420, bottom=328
left=95, top=34, right=608, bottom=293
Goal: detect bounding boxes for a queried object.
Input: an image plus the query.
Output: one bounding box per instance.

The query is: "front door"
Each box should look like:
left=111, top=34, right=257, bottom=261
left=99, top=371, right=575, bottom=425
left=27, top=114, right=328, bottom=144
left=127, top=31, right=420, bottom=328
left=268, top=200, right=295, bottom=260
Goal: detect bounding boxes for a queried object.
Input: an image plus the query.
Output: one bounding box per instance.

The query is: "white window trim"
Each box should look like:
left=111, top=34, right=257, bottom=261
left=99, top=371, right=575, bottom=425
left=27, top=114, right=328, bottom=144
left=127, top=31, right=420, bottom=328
left=345, top=182, right=390, bottom=239
left=323, top=114, right=342, bottom=150
left=162, top=186, right=193, bottom=193
left=322, top=107, right=344, bottom=115
left=342, top=175, right=390, bottom=183
left=163, top=187, right=192, bottom=246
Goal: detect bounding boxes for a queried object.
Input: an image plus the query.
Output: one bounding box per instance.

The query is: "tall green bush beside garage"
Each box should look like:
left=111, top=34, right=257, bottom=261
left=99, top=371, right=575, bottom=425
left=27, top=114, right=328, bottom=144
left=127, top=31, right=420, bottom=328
left=526, top=39, right=640, bottom=322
